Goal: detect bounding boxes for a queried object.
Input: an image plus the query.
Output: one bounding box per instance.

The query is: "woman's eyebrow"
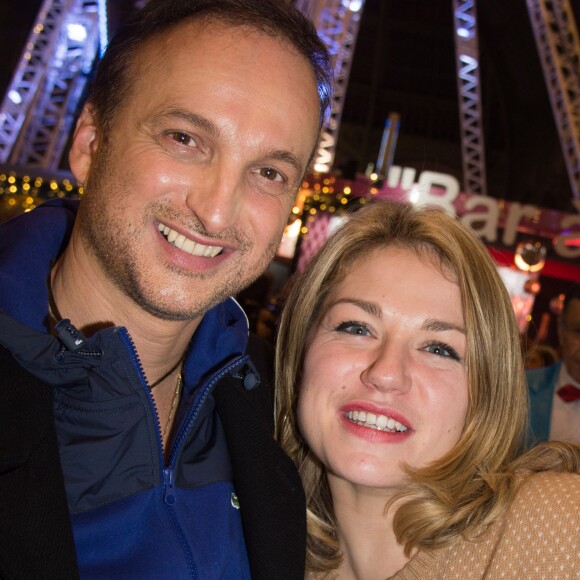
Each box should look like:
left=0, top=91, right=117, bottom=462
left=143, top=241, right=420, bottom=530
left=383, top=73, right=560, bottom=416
left=330, top=298, right=382, bottom=319
left=421, top=318, right=466, bottom=335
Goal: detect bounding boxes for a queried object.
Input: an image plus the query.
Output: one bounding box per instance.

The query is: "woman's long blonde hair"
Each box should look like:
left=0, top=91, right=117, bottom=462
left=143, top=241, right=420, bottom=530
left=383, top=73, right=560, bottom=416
left=275, top=200, right=579, bottom=573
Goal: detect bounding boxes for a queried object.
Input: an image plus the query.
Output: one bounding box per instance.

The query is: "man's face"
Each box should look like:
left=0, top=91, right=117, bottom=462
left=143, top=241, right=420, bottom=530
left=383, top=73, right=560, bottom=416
left=559, top=299, right=580, bottom=383
left=71, top=21, right=320, bottom=321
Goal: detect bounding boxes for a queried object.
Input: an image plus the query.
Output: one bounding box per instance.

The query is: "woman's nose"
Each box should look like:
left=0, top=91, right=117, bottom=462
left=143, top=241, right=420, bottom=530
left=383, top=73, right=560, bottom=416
left=360, top=342, right=412, bottom=394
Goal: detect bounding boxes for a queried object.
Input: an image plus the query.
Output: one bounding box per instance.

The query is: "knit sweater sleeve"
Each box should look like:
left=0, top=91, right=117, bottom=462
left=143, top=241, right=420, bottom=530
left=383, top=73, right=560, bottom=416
left=484, top=470, right=580, bottom=578
left=392, top=471, right=580, bottom=579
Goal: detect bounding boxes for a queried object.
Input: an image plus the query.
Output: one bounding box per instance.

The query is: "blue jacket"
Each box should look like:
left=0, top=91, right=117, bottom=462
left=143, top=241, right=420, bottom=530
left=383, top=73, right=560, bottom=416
left=526, top=361, right=561, bottom=445
left=0, top=200, right=305, bottom=579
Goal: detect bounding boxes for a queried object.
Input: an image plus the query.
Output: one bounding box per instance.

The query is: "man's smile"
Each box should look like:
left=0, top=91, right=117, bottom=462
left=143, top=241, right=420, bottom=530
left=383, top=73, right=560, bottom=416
left=158, top=222, right=223, bottom=257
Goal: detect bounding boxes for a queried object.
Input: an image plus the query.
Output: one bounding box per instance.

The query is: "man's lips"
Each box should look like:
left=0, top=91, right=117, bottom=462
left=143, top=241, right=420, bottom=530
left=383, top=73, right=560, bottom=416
left=157, top=222, right=223, bottom=257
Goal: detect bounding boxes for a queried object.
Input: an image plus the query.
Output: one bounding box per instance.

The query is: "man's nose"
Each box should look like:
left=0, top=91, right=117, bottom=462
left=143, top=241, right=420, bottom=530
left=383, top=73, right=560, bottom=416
left=185, top=165, right=243, bottom=234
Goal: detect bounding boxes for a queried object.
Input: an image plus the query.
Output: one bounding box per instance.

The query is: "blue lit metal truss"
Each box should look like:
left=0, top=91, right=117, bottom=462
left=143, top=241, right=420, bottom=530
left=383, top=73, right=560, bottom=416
left=452, top=0, right=487, bottom=196
left=296, top=0, right=366, bottom=173
left=2, top=0, right=578, bottom=202
left=527, top=0, right=580, bottom=205
left=0, top=0, right=100, bottom=168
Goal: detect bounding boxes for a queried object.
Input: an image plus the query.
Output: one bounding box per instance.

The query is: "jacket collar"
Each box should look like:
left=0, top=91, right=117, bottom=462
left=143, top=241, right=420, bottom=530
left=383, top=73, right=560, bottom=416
left=0, top=199, right=249, bottom=388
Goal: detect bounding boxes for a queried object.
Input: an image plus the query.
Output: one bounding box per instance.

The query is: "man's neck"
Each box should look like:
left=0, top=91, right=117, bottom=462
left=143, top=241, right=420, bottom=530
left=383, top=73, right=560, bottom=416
left=50, top=230, right=200, bottom=381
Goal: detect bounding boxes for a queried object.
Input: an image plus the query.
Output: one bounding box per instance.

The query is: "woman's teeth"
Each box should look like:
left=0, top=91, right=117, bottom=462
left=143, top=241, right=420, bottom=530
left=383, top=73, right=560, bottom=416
left=346, top=410, right=408, bottom=433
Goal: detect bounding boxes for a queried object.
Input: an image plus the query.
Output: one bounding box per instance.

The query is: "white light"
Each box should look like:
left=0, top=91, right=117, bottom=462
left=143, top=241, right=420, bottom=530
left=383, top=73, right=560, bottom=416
left=342, top=0, right=363, bottom=13
left=456, top=27, right=470, bottom=38
left=8, top=90, right=22, bottom=105
left=409, top=186, right=421, bottom=204
left=98, top=0, right=109, bottom=57
left=67, top=23, right=87, bottom=42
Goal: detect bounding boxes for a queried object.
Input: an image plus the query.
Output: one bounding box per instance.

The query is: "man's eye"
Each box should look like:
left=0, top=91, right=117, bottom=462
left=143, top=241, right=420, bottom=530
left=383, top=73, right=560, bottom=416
left=425, top=342, right=461, bottom=362
left=335, top=321, right=371, bottom=336
left=169, top=132, right=197, bottom=147
left=258, top=167, right=283, bottom=182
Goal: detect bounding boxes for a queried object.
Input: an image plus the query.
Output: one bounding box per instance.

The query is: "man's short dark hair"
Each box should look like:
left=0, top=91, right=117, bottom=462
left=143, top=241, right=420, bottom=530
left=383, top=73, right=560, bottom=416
left=87, top=0, right=333, bottom=136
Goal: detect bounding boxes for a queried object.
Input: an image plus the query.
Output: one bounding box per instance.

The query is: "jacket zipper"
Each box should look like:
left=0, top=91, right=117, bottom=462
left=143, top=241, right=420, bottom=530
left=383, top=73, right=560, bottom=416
left=117, top=329, right=165, bottom=469
left=161, top=355, right=250, bottom=580
left=167, top=354, right=249, bottom=468
left=119, top=328, right=250, bottom=579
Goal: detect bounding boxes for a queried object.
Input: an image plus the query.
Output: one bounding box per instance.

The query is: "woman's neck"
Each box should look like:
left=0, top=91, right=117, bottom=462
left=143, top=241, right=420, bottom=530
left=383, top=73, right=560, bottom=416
left=329, top=479, right=412, bottom=580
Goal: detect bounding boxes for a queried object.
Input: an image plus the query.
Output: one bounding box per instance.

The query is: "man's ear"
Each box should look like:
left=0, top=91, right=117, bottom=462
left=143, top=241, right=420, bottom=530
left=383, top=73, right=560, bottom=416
left=69, top=104, right=99, bottom=185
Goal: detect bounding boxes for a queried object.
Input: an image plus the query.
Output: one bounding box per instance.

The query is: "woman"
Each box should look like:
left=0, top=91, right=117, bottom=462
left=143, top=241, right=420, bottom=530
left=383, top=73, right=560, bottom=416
left=276, top=200, right=580, bottom=579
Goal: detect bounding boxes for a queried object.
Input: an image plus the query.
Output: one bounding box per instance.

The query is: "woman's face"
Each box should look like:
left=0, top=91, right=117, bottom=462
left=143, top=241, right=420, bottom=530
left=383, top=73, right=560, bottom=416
left=297, top=246, right=469, bottom=492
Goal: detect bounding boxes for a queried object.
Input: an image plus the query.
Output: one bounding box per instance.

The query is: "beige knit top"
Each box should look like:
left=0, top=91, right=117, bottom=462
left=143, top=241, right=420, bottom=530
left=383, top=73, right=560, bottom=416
left=390, top=471, right=579, bottom=579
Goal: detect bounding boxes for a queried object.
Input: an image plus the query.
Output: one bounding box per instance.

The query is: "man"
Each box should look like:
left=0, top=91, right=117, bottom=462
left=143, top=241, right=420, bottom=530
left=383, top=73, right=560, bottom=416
left=527, top=283, right=580, bottom=445
left=0, top=1, right=332, bottom=578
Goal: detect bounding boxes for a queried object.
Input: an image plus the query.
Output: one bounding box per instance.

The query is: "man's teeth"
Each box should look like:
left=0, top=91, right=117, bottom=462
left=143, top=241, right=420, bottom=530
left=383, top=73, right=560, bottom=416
left=158, top=223, right=222, bottom=257
left=346, top=410, right=408, bottom=433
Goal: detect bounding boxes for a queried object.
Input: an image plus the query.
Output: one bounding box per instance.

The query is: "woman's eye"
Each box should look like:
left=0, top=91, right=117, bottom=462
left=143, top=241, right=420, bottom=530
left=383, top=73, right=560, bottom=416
left=425, top=342, right=461, bottom=362
left=335, top=321, right=371, bottom=336
left=258, top=167, right=283, bottom=182
left=168, top=132, right=197, bottom=147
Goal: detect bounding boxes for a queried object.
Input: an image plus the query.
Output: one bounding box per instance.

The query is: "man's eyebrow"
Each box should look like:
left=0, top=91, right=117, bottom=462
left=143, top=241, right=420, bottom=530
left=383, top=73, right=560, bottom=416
left=266, top=150, right=305, bottom=179
left=151, top=109, right=305, bottom=178
left=152, top=109, right=220, bottom=137
left=331, top=298, right=382, bottom=319
left=422, top=318, right=466, bottom=335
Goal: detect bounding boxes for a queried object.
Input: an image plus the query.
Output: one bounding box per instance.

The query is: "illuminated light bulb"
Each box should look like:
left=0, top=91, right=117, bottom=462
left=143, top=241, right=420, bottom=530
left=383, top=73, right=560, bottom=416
left=67, top=23, right=87, bottom=42
left=8, top=90, right=22, bottom=105
left=514, top=241, right=546, bottom=273
left=342, top=0, right=363, bottom=13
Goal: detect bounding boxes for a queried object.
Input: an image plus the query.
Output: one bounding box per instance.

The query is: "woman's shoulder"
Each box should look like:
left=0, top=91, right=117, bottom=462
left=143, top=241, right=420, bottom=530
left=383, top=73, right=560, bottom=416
left=507, top=472, right=578, bottom=548
left=479, top=470, right=580, bottom=577
left=511, top=470, right=580, bottom=513
left=509, top=470, right=580, bottom=526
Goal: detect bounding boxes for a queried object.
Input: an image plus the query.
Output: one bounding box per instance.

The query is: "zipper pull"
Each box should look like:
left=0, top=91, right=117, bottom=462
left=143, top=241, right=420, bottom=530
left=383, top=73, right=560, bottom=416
left=163, top=467, right=176, bottom=506
left=55, top=319, right=87, bottom=352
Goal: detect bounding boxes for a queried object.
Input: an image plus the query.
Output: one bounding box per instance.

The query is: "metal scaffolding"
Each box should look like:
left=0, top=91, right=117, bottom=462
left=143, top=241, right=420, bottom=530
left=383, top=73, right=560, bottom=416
left=527, top=0, right=580, bottom=203
left=452, top=0, right=487, bottom=196
left=296, top=0, right=366, bottom=173
left=2, top=0, right=578, bottom=205
left=0, top=0, right=100, bottom=169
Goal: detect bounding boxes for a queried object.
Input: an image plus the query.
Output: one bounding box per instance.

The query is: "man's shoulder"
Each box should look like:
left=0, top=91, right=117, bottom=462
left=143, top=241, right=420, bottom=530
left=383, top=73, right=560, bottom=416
left=526, top=361, right=561, bottom=393
left=245, top=333, right=274, bottom=375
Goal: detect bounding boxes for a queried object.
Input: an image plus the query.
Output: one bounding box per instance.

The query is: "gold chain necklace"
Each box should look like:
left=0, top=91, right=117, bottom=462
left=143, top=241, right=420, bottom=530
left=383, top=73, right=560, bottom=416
left=149, top=357, right=183, bottom=389
left=162, top=371, right=183, bottom=447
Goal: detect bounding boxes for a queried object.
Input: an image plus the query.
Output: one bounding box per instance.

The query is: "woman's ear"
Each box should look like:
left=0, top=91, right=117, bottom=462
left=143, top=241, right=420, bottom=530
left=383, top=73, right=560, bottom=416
left=68, top=105, right=99, bottom=185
